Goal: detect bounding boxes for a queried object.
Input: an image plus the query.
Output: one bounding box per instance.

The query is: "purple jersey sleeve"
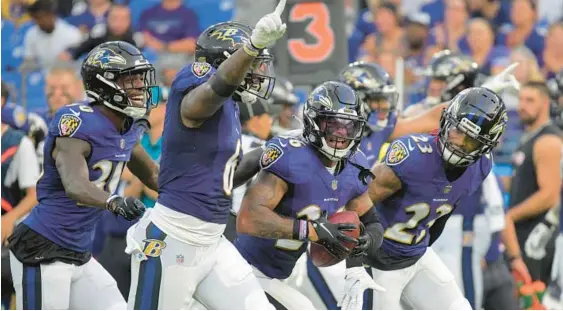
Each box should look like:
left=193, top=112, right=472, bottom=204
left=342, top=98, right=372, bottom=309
left=383, top=137, right=418, bottom=182
left=170, top=62, right=216, bottom=97
left=48, top=104, right=95, bottom=141
left=259, top=136, right=311, bottom=184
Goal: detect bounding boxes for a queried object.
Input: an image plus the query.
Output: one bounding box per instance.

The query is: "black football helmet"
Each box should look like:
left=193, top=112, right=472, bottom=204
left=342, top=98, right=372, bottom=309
left=339, top=61, right=398, bottom=132
left=195, top=21, right=275, bottom=101
left=303, top=81, right=367, bottom=160
left=426, top=50, right=480, bottom=104
left=81, top=41, right=159, bottom=119
left=438, top=87, right=507, bottom=167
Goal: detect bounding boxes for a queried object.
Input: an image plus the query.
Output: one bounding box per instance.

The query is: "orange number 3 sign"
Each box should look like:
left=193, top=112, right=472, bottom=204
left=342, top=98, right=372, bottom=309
left=288, top=2, right=335, bottom=64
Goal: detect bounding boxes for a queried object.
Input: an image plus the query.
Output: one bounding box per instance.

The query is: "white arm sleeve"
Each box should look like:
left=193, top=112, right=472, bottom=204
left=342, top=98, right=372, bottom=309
left=15, top=136, right=40, bottom=189
left=481, top=171, right=505, bottom=233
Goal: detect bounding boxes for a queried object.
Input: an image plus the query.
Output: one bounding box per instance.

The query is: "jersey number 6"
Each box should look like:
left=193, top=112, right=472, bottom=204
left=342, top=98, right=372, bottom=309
left=288, top=2, right=335, bottom=64
left=223, top=139, right=242, bottom=196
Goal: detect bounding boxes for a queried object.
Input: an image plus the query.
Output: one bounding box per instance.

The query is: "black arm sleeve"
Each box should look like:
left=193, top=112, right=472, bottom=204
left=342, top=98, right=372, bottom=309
left=360, top=207, right=384, bottom=258
left=346, top=256, right=364, bottom=268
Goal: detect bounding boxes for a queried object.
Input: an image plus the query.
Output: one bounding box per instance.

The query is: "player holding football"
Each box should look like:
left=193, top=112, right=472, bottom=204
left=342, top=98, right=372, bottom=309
left=7, top=41, right=160, bottom=309
left=235, top=81, right=385, bottom=309
left=125, top=1, right=287, bottom=309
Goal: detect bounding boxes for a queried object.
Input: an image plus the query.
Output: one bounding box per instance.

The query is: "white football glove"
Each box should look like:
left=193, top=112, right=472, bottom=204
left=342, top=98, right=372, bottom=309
left=338, top=267, right=385, bottom=310
left=481, top=62, right=521, bottom=94
left=250, top=0, right=287, bottom=49
left=524, top=208, right=559, bottom=260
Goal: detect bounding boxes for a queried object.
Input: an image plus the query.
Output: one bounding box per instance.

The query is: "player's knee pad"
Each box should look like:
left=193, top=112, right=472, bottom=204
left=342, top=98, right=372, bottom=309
left=448, top=297, right=472, bottom=310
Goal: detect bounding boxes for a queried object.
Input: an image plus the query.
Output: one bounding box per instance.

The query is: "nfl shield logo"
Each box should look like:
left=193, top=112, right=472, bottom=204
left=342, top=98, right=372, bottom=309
left=444, top=185, right=452, bottom=194
left=176, top=254, right=184, bottom=264
left=332, top=180, right=338, bottom=190
left=120, top=139, right=125, bottom=149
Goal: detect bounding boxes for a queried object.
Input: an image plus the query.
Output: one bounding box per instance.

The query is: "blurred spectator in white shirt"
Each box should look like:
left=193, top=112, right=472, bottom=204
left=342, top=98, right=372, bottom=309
left=23, top=0, right=83, bottom=70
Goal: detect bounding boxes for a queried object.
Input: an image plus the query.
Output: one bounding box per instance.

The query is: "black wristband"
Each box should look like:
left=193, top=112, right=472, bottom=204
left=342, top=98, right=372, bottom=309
left=360, top=207, right=379, bottom=226
left=346, top=256, right=364, bottom=268
left=209, top=74, right=239, bottom=98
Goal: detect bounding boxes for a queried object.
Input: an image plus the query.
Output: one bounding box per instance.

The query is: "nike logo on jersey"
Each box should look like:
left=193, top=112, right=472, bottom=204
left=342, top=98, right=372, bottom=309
left=407, top=139, right=415, bottom=151
left=277, top=139, right=287, bottom=147
left=69, top=108, right=80, bottom=117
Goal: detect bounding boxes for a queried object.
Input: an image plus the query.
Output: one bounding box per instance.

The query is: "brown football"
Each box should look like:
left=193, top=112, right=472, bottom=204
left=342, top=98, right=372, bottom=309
left=308, top=211, right=360, bottom=267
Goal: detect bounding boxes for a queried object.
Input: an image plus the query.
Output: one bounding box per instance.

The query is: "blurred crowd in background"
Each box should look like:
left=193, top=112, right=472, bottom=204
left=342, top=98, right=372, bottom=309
left=1, top=0, right=563, bottom=309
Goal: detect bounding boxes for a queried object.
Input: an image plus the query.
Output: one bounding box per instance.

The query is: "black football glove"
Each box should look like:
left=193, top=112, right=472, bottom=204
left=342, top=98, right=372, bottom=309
left=106, top=195, right=146, bottom=221
left=350, top=222, right=384, bottom=257
left=350, top=223, right=369, bottom=257
left=309, top=211, right=358, bottom=258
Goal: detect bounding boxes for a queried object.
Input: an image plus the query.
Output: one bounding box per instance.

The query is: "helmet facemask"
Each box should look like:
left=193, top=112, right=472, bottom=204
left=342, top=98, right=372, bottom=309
left=88, top=65, right=160, bottom=119
left=304, top=107, right=366, bottom=161
left=224, top=50, right=275, bottom=105
left=438, top=109, right=501, bottom=167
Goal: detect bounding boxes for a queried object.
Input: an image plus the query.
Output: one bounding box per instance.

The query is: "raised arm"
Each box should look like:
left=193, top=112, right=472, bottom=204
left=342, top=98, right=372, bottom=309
left=390, top=103, right=446, bottom=140
left=127, top=142, right=159, bottom=191
left=181, top=0, right=287, bottom=128
left=180, top=48, right=257, bottom=128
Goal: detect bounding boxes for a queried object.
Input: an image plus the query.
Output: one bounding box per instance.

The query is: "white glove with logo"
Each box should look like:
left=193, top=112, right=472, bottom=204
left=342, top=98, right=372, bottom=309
left=481, top=62, right=521, bottom=94
left=250, top=0, right=287, bottom=49
left=338, top=267, right=385, bottom=310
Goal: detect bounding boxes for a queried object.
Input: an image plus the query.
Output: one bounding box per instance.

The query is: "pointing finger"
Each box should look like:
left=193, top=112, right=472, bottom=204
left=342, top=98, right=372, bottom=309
left=501, top=62, right=519, bottom=76
left=273, top=0, right=286, bottom=16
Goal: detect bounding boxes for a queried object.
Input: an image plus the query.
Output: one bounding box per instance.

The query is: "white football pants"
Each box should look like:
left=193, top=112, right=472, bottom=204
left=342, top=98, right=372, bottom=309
left=9, top=252, right=125, bottom=309
left=371, top=247, right=472, bottom=310
left=126, top=211, right=274, bottom=310
left=432, top=214, right=491, bottom=309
